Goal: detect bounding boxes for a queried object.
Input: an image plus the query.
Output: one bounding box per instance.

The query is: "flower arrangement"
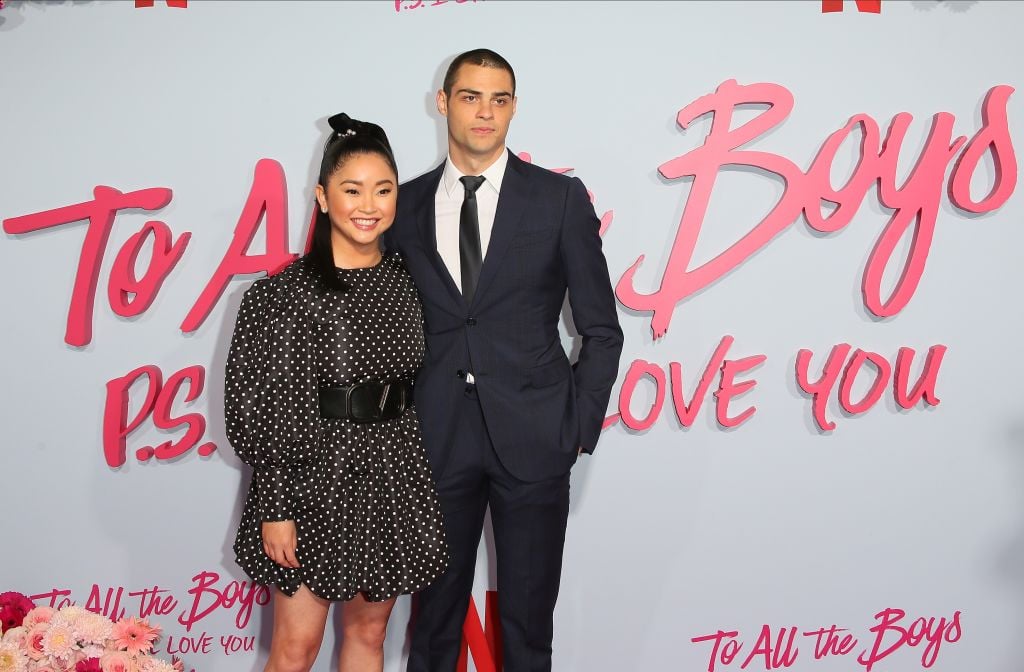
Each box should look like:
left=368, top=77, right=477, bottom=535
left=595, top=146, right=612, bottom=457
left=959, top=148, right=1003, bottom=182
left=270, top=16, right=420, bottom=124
left=0, top=592, right=184, bottom=672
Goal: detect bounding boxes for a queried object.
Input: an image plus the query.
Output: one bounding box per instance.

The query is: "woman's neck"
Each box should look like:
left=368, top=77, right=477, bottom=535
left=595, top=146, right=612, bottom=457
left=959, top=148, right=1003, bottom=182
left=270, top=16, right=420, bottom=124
left=332, top=245, right=382, bottom=269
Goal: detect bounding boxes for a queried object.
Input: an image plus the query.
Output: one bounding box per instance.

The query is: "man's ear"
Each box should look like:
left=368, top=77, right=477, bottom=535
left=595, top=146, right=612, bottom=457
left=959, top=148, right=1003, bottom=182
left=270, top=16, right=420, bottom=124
left=436, top=89, right=448, bottom=117
left=512, top=96, right=518, bottom=118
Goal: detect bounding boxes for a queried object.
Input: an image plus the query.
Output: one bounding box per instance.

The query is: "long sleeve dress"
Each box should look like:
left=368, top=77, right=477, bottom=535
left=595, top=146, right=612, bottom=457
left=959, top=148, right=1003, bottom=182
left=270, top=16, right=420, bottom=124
left=225, top=253, right=448, bottom=602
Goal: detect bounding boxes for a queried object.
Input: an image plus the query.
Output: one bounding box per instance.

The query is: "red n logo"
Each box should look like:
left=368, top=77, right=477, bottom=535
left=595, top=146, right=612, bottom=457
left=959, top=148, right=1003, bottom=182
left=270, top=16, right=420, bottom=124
left=457, top=591, right=502, bottom=672
left=821, top=0, right=882, bottom=12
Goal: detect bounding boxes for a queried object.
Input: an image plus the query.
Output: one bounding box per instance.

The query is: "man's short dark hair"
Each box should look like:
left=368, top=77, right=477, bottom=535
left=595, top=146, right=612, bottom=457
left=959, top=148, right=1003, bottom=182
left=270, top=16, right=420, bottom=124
left=442, top=49, right=516, bottom=97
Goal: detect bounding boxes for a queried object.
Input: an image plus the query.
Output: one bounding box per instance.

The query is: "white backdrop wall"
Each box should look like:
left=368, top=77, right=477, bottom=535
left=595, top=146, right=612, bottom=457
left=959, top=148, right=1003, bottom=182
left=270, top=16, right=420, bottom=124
left=2, top=1, right=1023, bottom=671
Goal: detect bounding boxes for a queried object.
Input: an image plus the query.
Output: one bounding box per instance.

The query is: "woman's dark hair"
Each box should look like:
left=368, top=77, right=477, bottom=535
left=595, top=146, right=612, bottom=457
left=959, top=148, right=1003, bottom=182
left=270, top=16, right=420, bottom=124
left=309, top=112, right=398, bottom=291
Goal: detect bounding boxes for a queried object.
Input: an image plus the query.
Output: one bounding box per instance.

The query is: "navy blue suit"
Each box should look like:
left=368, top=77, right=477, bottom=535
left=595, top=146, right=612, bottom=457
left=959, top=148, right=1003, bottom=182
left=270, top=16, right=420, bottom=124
left=389, top=151, right=622, bottom=671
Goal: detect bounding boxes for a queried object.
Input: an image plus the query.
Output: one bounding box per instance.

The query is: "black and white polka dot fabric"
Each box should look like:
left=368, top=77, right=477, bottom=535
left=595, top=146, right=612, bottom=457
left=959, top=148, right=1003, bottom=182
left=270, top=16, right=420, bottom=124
left=225, top=253, right=448, bottom=602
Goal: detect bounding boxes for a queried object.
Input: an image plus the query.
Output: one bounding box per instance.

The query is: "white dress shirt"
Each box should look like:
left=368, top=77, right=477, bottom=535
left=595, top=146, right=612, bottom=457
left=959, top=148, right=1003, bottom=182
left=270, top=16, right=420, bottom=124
left=433, top=149, right=508, bottom=292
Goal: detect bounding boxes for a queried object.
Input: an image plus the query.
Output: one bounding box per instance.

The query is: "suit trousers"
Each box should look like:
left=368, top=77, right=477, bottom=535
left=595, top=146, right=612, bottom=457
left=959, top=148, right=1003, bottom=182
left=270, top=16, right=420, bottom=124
left=407, top=384, right=571, bottom=672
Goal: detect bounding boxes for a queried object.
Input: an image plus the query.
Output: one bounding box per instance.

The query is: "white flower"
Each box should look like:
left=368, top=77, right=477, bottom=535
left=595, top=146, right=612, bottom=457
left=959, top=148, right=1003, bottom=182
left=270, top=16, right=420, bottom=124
left=77, top=612, right=113, bottom=645
left=140, top=658, right=178, bottom=672
left=0, top=640, right=28, bottom=672
left=50, top=605, right=87, bottom=629
left=0, top=627, right=25, bottom=646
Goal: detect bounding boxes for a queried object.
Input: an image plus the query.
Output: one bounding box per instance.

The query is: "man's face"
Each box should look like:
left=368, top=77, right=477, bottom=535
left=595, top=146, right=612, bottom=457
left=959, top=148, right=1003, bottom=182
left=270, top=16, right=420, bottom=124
left=437, top=64, right=517, bottom=164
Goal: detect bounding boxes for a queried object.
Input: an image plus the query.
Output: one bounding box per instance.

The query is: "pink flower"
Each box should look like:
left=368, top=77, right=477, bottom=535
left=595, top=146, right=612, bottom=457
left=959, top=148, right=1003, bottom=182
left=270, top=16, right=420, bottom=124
left=76, top=658, right=102, bottom=672
left=99, top=651, right=134, bottom=672
left=25, top=623, right=48, bottom=661
left=41, top=623, right=76, bottom=660
left=0, top=640, right=28, bottom=672
left=110, top=618, right=159, bottom=656
left=23, top=606, right=55, bottom=628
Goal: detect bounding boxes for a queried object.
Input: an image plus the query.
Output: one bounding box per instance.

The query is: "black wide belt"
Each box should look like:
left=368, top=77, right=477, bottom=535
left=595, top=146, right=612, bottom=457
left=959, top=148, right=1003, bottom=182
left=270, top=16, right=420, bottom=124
left=318, top=380, right=414, bottom=423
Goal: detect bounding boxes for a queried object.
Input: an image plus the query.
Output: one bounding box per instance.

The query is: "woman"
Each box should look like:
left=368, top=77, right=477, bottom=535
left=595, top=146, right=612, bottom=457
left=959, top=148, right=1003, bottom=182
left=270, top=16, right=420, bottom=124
left=225, top=113, right=447, bottom=672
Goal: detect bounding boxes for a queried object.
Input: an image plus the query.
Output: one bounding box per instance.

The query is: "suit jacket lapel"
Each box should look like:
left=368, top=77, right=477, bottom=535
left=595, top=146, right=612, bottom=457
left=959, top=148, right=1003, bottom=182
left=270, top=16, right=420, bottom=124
left=415, top=163, right=463, bottom=306
left=473, top=151, right=530, bottom=307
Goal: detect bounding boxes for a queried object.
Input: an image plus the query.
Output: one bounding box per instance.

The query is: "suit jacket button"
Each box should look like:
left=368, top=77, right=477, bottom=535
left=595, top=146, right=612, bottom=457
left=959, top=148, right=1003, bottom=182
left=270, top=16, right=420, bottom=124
left=465, top=317, right=477, bottom=326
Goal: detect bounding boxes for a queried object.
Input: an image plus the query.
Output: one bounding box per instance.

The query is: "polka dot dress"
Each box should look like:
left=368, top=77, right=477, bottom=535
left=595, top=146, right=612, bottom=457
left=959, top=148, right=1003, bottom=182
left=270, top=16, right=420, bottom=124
left=225, top=253, right=448, bottom=602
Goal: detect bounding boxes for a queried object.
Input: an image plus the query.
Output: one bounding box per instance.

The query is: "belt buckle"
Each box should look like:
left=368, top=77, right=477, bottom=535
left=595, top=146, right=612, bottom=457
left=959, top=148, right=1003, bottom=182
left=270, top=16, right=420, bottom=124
left=378, top=383, right=391, bottom=418
left=346, top=382, right=383, bottom=423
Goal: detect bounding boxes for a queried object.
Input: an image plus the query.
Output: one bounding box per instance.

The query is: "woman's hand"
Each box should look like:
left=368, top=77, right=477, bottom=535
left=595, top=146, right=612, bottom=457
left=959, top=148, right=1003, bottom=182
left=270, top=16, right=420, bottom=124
left=262, top=520, right=301, bottom=568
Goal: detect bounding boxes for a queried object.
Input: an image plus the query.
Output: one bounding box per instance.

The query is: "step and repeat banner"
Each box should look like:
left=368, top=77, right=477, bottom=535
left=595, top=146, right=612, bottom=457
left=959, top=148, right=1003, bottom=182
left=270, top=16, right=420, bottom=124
left=2, top=1, right=1022, bottom=670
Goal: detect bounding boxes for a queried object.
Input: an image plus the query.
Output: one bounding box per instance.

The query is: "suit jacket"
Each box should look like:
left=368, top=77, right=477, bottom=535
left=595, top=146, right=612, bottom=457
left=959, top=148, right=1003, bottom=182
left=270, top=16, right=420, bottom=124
left=388, top=151, right=623, bottom=482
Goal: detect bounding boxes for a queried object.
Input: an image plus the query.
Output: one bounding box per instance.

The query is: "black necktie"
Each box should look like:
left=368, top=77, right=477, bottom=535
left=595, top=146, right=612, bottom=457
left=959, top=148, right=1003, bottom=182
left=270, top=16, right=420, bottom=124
left=459, top=175, right=486, bottom=304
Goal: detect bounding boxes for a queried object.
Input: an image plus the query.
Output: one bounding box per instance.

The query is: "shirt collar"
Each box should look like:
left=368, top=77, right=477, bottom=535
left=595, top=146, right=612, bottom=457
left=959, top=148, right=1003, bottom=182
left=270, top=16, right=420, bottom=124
left=442, top=149, right=509, bottom=198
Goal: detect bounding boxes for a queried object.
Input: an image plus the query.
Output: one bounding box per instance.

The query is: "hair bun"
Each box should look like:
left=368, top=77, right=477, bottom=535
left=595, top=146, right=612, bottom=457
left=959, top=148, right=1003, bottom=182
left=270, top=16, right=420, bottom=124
left=326, top=112, right=393, bottom=154
left=327, top=112, right=357, bottom=135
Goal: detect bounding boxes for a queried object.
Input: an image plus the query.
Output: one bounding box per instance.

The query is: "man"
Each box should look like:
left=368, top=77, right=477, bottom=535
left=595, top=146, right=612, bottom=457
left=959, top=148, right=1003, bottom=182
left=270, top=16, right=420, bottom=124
left=388, top=48, right=623, bottom=671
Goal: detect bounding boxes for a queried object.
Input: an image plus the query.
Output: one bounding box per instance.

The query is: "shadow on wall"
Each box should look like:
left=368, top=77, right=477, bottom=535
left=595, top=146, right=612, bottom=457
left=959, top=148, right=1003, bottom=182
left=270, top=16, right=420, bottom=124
left=995, top=421, right=1024, bottom=672
left=427, top=56, right=450, bottom=173
left=910, top=1, right=978, bottom=12
left=0, top=1, right=113, bottom=31
left=211, top=282, right=273, bottom=666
